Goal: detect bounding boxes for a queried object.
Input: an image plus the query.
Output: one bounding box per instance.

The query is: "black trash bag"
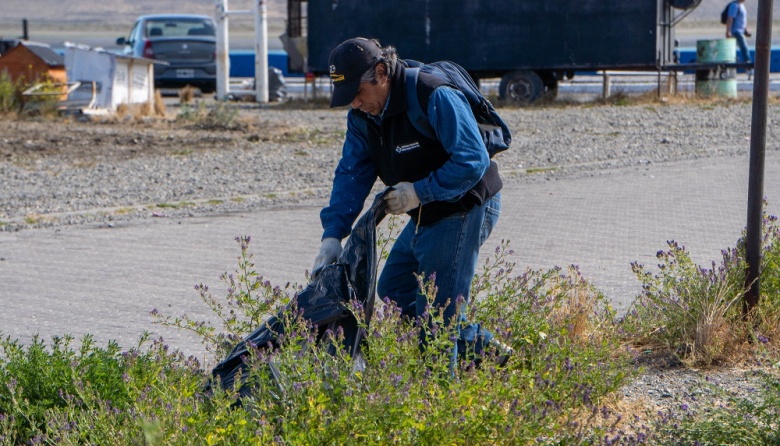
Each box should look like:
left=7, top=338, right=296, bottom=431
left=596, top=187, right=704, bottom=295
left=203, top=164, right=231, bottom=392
left=208, top=189, right=389, bottom=398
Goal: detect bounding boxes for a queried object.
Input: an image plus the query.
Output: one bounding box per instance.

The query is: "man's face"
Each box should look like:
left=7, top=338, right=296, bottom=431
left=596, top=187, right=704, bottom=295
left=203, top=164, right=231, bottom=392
left=350, top=64, right=390, bottom=116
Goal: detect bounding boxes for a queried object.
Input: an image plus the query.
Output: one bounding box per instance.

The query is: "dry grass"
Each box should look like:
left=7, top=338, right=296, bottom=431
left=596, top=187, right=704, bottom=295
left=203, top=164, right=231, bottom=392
left=680, top=281, right=748, bottom=367
left=602, top=86, right=780, bottom=108
left=115, top=102, right=148, bottom=118
left=153, top=90, right=166, bottom=117
left=115, top=98, right=167, bottom=119
left=552, top=287, right=597, bottom=343
left=178, top=85, right=196, bottom=104
left=547, top=267, right=611, bottom=345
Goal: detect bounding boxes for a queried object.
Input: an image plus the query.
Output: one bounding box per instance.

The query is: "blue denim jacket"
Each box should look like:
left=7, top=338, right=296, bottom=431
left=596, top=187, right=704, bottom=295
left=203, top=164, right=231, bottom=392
left=320, top=86, right=489, bottom=241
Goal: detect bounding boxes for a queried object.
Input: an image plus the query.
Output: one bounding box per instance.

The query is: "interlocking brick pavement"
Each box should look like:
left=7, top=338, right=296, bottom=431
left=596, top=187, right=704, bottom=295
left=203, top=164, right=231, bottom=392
left=1, top=153, right=779, bottom=363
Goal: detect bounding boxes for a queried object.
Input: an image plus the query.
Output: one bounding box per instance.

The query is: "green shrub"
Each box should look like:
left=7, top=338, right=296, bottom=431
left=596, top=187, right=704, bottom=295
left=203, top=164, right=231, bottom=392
left=158, top=237, right=632, bottom=444
left=0, top=333, right=209, bottom=444
left=18, top=75, right=62, bottom=117
left=0, top=233, right=633, bottom=444
left=750, top=213, right=780, bottom=339
left=623, top=240, right=747, bottom=365
left=623, top=206, right=780, bottom=366
left=204, top=102, right=239, bottom=128
left=0, top=71, right=20, bottom=113
left=176, top=100, right=206, bottom=121
left=5, top=217, right=778, bottom=443
left=176, top=101, right=240, bottom=130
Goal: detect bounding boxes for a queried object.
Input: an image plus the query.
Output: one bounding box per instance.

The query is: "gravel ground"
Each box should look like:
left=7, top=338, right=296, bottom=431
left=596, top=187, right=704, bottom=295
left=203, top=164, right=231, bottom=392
left=1, top=98, right=779, bottom=419
left=2, top=98, right=777, bottom=231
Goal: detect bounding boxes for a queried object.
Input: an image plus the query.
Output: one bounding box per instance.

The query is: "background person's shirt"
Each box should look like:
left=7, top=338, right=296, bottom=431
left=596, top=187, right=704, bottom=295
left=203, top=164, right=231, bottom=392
left=728, top=2, right=748, bottom=33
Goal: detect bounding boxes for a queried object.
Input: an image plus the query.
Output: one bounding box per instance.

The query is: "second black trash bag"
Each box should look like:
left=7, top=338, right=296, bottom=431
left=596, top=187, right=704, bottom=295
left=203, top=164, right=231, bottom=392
left=208, top=188, right=389, bottom=398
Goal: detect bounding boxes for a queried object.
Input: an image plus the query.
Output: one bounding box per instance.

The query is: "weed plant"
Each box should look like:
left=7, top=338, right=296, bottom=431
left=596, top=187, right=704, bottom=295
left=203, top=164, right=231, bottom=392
left=0, top=333, right=207, bottom=445
left=619, top=208, right=780, bottom=444
left=176, top=100, right=206, bottom=122
left=624, top=240, right=747, bottom=366
left=1, top=214, right=779, bottom=443
left=176, top=101, right=241, bottom=130
left=0, top=232, right=633, bottom=444
left=624, top=208, right=780, bottom=367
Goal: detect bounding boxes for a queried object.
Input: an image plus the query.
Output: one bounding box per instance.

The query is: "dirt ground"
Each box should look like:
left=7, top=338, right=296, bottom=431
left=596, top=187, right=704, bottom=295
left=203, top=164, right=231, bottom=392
left=0, top=102, right=332, bottom=168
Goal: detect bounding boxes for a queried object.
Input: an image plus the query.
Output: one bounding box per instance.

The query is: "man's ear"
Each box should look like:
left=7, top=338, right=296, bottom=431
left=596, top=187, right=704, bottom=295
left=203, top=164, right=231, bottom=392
left=375, top=63, right=388, bottom=80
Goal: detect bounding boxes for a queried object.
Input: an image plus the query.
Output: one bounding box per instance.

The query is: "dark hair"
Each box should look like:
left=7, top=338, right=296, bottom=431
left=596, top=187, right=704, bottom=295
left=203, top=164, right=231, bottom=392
left=359, top=40, right=398, bottom=83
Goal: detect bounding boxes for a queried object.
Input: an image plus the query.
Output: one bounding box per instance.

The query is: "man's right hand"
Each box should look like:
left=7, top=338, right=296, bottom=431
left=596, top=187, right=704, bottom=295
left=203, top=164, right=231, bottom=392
left=312, top=237, right=342, bottom=276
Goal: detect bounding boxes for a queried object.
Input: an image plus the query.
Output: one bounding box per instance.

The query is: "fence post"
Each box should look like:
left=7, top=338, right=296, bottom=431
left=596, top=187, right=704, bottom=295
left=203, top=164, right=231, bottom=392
left=215, top=0, right=230, bottom=101
left=254, top=0, right=269, bottom=103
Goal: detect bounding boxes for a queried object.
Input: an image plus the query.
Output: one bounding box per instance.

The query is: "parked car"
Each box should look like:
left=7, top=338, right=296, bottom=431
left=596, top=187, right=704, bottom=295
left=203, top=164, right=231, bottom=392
left=117, top=14, right=217, bottom=93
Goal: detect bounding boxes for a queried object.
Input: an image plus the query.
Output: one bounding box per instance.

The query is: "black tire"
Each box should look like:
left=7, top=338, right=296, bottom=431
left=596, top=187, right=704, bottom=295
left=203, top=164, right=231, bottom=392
left=543, top=84, right=559, bottom=101
left=542, top=75, right=559, bottom=101
left=200, top=81, right=217, bottom=94
left=499, top=70, right=544, bottom=104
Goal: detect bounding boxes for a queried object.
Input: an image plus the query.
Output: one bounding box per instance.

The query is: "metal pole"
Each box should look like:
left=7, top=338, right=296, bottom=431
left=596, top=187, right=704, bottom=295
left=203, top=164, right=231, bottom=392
left=743, top=0, right=773, bottom=314
left=254, top=0, right=269, bottom=103
left=215, top=0, right=231, bottom=101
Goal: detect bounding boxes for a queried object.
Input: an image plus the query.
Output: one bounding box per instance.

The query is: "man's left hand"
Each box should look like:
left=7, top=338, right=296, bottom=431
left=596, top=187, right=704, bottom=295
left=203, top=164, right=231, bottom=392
left=385, top=182, right=420, bottom=214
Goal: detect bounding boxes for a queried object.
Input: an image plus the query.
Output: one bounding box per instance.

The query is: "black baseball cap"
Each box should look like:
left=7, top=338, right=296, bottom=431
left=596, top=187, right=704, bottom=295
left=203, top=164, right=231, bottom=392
left=328, top=37, right=382, bottom=108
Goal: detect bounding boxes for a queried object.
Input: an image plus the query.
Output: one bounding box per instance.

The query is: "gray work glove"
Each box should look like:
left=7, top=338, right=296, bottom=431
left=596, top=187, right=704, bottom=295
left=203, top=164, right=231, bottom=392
left=312, top=237, right=342, bottom=276
left=384, top=182, right=421, bottom=215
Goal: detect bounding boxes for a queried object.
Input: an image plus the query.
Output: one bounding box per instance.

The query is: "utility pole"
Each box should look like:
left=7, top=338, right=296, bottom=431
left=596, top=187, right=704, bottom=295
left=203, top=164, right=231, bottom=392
left=743, top=0, right=773, bottom=314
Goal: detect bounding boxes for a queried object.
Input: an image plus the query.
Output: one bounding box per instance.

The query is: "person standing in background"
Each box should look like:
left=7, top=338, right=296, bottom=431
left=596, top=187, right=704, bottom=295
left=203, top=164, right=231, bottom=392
left=725, top=0, right=753, bottom=76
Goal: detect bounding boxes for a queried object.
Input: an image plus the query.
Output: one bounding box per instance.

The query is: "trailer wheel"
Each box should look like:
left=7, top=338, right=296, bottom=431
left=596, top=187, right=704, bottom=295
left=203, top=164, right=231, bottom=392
left=499, top=70, right=544, bottom=104
left=543, top=84, right=558, bottom=101
left=541, top=75, right=559, bottom=101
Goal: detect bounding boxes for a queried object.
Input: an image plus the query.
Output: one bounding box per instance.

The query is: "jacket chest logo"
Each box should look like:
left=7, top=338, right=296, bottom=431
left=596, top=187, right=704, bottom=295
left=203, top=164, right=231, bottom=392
left=395, top=142, right=420, bottom=153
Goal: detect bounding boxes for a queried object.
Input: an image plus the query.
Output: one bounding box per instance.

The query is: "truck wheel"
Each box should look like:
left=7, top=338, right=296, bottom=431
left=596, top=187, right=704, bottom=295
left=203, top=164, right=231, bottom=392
left=499, top=71, right=544, bottom=104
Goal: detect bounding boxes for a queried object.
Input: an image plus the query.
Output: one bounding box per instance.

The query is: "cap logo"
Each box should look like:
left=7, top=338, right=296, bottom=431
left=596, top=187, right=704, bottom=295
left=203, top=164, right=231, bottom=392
left=329, top=64, right=345, bottom=82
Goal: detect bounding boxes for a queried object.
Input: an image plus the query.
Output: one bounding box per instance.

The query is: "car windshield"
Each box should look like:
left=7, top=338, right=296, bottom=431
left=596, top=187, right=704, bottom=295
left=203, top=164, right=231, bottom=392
left=145, top=18, right=215, bottom=38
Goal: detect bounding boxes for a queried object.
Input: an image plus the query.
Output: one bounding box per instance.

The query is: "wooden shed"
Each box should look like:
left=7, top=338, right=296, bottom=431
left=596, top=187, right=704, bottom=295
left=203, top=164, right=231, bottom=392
left=0, top=41, right=66, bottom=86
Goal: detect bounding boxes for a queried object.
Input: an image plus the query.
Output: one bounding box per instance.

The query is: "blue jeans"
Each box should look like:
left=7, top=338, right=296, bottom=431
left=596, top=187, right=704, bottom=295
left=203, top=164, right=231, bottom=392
left=377, top=192, right=501, bottom=368
left=733, top=31, right=752, bottom=64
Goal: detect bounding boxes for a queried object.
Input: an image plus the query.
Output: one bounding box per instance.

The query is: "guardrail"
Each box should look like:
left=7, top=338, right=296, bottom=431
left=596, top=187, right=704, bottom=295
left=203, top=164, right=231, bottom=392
left=226, top=47, right=780, bottom=79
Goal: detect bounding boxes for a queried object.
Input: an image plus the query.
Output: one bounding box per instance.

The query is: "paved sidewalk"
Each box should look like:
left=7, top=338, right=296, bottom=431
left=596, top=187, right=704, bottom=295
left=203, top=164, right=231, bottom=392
left=1, top=152, right=779, bottom=362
